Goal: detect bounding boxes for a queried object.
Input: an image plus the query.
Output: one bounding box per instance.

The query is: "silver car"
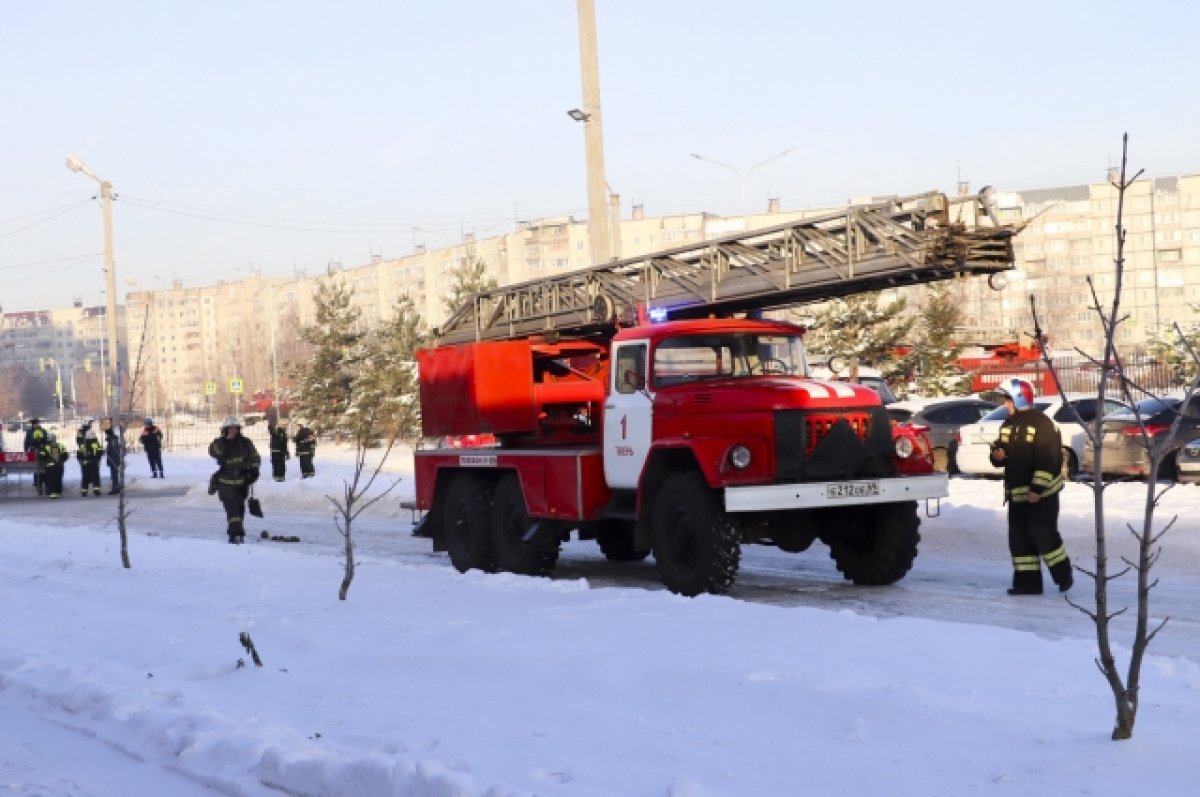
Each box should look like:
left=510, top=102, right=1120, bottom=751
left=1082, top=396, right=1200, bottom=480
left=886, top=397, right=998, bottom=473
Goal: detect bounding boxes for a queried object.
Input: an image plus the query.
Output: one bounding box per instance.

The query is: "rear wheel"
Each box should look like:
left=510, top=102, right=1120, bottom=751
left=490, top=475, right=558, bottom=576
left=443, top=474, right=497, bottom=573
left=595, top=520, right=650, bottom=562
left=822, top=502, right=920, bottom=585
left=1061, top=447, right=1079, bottom=480
left=651, top=473, right=741, bottom=596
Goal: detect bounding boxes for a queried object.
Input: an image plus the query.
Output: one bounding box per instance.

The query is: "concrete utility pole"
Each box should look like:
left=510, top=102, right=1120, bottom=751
left=66, top=155, right=120, bottom=421
left=575, top=0, right=611, bottom=265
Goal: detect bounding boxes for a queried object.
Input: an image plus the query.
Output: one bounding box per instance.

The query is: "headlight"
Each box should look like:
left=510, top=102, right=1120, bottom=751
left=894, top=435, right=915, bottom=459
left=728, top=444, right=752, bottom=470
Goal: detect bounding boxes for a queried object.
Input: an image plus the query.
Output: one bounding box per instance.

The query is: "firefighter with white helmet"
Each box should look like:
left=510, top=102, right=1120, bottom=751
left=989, top=377, right=1073, bottom=595
left=208, top=415, right=261, bottom=543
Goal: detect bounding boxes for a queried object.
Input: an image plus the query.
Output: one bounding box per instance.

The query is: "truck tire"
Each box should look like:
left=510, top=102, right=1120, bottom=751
left=651, top=473, right=741, bottom=596
left=490, top=475, right=559, bottom=577
left=822, top=502, right=920, bottom=585
left=595, top=519, right=650, bottom=562
left=444, top=474, right=497, bottom=573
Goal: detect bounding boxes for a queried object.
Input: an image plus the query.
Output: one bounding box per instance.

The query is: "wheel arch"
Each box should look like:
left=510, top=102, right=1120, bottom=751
left=635, top=446, right=703, bottom=551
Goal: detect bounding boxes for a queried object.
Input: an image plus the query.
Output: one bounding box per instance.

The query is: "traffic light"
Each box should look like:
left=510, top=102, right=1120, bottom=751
left=84, top=357, right=92, bottom=373
left=39, top=357, right=46, bottom=372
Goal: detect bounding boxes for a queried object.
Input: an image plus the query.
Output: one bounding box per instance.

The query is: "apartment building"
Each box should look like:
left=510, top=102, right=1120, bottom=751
left=0, top=301, right=124, bottom=417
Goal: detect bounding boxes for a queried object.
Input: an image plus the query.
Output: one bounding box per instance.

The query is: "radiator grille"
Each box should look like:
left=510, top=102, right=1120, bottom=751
left=804, top=412, right=873, bottom=452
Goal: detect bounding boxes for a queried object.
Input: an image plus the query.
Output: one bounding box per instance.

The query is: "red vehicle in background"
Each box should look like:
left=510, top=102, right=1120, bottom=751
left=250, top=390, right=296, bottom=417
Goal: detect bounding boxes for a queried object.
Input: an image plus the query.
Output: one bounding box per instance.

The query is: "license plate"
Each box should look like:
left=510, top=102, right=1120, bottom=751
left=827, top=480, right=881, bottom=499
left=1104, top=431, right=1121, bottom=442
left=1179, top=462, right=1200, bottom=472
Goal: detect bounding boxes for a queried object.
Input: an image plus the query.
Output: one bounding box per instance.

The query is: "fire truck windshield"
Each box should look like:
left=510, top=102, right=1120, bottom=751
left=652, top=332, right=806, bottom=388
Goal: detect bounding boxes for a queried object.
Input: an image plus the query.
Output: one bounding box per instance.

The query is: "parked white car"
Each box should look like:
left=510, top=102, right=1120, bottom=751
left=955, top=394, right=1128, bottom=479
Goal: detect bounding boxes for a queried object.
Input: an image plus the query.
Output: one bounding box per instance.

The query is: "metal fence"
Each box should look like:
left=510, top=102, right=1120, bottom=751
left=969, top=357, right=1176, bottom=400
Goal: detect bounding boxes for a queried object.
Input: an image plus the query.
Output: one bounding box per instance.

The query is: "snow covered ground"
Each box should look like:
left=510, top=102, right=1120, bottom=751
left=1, top=445, right=1198, bottom=796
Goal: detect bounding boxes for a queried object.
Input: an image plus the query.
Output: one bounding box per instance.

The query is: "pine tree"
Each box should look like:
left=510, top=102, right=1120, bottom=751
left=353, top=294, right=428, bottom=441
left=289, top=280, right=364, bottom=435
left=1147, top=309, right=1200, bottom=386
left=442, top=258, right=498, bottom=318
left=806, top=292, right=913, bottom=379
left=912, top=284, right=972, bottom=396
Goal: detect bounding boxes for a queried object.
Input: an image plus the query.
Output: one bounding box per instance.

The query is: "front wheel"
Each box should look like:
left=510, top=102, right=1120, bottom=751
left=490, top=475, right=558, bottom=577
left=651, top=473, right=741, bottom=596
left=821, top=502, right=920, bottom=585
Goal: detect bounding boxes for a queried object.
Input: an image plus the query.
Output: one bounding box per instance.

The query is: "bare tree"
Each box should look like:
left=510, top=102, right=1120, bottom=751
left=328, top=405, right=404, bottom=601
left=108, top=320, right=153, bottom=569
left=1029, top=134, right=1192, bottom=739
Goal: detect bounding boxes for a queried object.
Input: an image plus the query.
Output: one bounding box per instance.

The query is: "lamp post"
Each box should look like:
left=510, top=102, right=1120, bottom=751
left=690, top=147, right=796, bottom=225
left=569, top=0, right=612, bottom=265
left=66, top=155, right=120, bottom=423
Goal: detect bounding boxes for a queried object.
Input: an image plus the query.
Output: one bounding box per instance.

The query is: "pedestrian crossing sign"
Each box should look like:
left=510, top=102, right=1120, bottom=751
left=230, top=378, right=244, bottom=395
left=205, top=381, right=217, bottom=396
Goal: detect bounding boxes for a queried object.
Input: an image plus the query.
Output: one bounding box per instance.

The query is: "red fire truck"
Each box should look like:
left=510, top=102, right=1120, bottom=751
left=412, top=191, right=1019, bottom=595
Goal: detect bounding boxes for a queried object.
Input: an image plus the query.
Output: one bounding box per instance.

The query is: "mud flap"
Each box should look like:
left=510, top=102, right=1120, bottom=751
left=924, top=497, right=941, bottom=518
left=521, top=519, right=564, bottom=551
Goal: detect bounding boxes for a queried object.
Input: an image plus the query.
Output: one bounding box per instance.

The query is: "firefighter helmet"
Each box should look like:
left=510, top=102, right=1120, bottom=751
left=998, top=377, right=1035, bottom=410
left=221, top=415, right=243, bottom=430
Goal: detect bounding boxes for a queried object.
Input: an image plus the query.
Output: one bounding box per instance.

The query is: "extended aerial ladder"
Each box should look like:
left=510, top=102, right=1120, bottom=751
left=434, top=189, right=1019, bottom=345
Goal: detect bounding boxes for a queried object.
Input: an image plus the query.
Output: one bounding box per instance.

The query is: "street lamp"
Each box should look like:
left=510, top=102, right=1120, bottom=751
left=570, top=0, right=612, bottom=265
left=65, top=154, right=120, bottom=423
left=690, top=147, right=797, bottom=225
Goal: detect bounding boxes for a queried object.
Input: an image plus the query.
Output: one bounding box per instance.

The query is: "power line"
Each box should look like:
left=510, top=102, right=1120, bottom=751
left=0, top=200, right=92, bottom=239
left=0, top=252, right=104, bottom=273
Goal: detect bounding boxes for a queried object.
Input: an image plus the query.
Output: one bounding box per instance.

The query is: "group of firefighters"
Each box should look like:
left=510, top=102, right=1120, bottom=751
left=16, top=416, right=316, bottom=494
left=22, top=416, right=128, bottom=498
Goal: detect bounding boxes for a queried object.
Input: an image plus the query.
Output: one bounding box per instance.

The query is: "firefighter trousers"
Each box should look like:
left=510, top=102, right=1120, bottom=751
left=1007, top=493, right=1072, bottom=593
left=217, top=483, right=249, bottom=540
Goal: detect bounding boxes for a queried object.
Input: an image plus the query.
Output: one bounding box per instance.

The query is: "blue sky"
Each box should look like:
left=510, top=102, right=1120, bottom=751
left=2, top=0, right=1197, bottom=312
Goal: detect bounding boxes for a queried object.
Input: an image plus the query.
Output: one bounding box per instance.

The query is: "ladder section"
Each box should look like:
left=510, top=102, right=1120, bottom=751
left=435, top=190, right=1019, bottom=345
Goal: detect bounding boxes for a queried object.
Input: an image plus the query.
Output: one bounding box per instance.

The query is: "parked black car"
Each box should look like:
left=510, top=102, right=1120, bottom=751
left=1081, top=395, right=1200, bottom=480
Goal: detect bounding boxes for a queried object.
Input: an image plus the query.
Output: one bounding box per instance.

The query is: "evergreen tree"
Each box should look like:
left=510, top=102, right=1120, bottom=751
left=806, top=292, right=913, bottom=379
left=288, top=280, right=365, bottom=435
left=442, top=258, right=498, bottom=318
left=353, top=294, right=428, bottom=441
left=912, top=284, right=972, bottom=396
left=1148, top=310, right=1200, bottom=386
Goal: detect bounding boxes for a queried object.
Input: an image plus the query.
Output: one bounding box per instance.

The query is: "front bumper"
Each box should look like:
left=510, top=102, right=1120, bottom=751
left=725, top=473, right=949, bottom=512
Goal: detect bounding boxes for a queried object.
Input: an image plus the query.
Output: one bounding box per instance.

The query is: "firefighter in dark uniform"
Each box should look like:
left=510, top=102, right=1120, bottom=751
left=268, top=420, right=290, bottom=482
left=103, top=418, right=123, bottom=494
left=989, top=377, right=1073, bottom=595
left=25, top=417, right=47, bottom=494
left=294, top=424, right=316, bottom=478
left=37, top=432, right=67, bottom=499
left=77, top=427, right=104, bottom=496
left=208, top=416, right=261, bottom=544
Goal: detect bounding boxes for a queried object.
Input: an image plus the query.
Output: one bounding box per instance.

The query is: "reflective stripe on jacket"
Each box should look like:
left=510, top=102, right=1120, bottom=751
left=990, top=408, right=1064, bottom=503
